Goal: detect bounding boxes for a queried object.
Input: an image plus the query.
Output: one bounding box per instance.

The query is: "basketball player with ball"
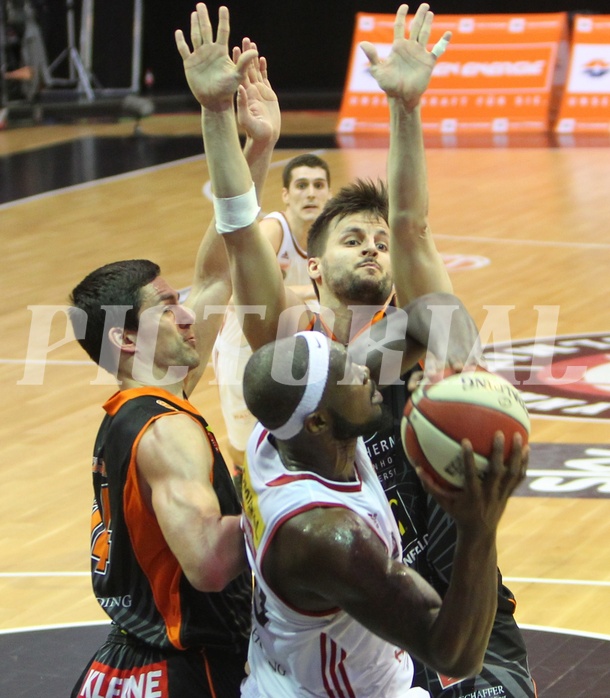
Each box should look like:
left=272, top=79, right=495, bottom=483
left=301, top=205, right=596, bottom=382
left=215, top=3, right=536, bottom=696
left=239, top=331, right=527, bottom=697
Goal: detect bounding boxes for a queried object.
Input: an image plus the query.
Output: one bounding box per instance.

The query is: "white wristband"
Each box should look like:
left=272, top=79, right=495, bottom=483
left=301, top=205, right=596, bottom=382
left=213, top=183, right=260, bottom=234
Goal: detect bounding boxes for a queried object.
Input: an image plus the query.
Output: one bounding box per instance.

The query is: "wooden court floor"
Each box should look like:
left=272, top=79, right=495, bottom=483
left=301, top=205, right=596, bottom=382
left=1, top=111, right=610, bottom=690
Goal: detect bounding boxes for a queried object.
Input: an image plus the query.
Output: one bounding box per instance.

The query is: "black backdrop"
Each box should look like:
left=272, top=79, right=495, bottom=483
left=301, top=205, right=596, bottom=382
left=39, top=1, right=610, bottom=100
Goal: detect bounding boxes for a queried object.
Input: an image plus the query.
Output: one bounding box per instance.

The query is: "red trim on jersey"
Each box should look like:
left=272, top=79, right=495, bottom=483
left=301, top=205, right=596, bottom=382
left=255, top=428, right=363, bottom=493
left=259, top=502, right=347, bottom=617
left=267, top=471, right=363, bottom=493
left=321, top=636, right=333, bottom=696
left=320, top=633, right=356, bottom=698
left=280, top=211, right=308, bottom=260
left=255, top=428, right=269, bottom=451
left=337, top=647, right=355, bottom=698
left=257, top=477, right=390, bottom=619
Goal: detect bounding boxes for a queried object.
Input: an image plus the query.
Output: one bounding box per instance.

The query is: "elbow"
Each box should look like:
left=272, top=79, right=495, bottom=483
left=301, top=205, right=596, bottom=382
left=390, top=211, right=428, bottom=235
left=445, top=656, right=484, bottom=681
left=430, top=648, right=485, bottom=681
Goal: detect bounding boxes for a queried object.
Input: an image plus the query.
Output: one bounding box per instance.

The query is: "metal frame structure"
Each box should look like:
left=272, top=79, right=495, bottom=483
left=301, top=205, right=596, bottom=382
left=0, top=0, right=8, bottom=112
left=77, top=0, right=143, bottom=97
left=0, top=0, right=143, bottom=112
left=46, top=0, right=94, bottom=100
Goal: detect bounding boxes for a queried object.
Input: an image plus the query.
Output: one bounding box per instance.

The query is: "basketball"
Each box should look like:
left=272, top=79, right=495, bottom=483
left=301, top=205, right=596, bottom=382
left=401, top=369, right=530, bottom=490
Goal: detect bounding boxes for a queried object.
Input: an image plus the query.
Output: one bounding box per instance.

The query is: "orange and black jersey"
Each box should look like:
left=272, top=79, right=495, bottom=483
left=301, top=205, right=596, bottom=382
left=89, top=387, right=251, bottom=652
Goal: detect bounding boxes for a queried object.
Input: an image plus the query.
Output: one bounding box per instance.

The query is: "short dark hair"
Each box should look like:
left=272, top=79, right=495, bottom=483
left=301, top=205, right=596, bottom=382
left=243, top=335, right=347, bottom=433
left=307, top=178, right=388, bottom=260
left=243, top=336, right=310, bottom=430
left=282, top=154, right=331, bottom=189
left=69, top=259, right=160, bottom=367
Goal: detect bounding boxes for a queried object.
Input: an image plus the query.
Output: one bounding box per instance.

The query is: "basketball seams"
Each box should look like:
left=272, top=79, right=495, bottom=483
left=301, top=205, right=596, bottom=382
left=412, top=398, right=527, bottom=457
left=402, top=404, right=490, bottom=489
left=401, top=370, right=530, bottom=490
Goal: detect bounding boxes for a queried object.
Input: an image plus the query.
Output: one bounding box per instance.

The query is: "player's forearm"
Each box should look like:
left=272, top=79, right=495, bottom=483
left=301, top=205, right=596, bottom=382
left=388, top=98, right=454, bottom=305
left=403, top=292, right=481, bottom=369
left=185, top=514, right=249, bottom=592
left=226, top=233, right=287, bottom=350
left=218, top=167, right=288, bottom=350
left=387, top=99, right=428, bottom=239
left=346, top=293, right=479, bottom=384
left=202, top=106, right=252, bottom=198
left=244, top=135, right=276, bottom=200
left=425, top=530, right=498, bottom=677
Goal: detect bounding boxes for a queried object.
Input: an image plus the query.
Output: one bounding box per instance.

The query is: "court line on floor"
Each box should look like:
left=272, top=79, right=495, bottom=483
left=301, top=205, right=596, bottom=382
left=504, top=576, right=610, bottom=587
left=434, top=233, right=610, bottom=250
left=520, top=623, right=610, bottom=641
left=0, top=620, right=109, bottom=635
left=4, top=149, right=603, bottom=252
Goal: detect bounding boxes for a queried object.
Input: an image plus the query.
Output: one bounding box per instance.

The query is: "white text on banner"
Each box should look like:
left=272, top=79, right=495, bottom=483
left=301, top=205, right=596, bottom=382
left=337, top=12, right=568, bottom=135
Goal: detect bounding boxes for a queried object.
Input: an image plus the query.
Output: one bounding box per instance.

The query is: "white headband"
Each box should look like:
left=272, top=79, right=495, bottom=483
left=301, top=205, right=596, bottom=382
left=270, top=331, right=331, bottom=440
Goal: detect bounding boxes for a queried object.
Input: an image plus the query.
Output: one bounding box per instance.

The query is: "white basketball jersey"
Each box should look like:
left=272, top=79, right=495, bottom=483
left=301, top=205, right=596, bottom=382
left=264, top=210, right=310, bottom=287
left=241, top=423, right=423, bottom=698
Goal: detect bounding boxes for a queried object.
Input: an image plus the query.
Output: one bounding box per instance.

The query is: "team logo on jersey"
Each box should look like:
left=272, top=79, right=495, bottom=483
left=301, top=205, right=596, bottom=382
left=483, top=332, right=610, bottom=421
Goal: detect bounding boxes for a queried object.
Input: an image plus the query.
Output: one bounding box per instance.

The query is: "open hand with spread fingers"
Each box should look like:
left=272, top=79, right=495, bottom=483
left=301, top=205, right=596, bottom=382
left=175, top=3, right=258, bottom=111
left=360, top=3, right=451, bottom=110
left=234, top=38, right=281, bottom=146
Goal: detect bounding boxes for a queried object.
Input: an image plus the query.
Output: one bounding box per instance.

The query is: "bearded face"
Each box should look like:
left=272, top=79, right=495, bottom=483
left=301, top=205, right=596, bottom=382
left=314, top=213, right=394, bottom=307
left=320, top=254, right=393, bottom=306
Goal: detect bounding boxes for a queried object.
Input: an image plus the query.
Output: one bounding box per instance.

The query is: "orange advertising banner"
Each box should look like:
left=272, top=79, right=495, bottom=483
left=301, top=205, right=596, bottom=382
left=337, top=12, right=568, bottom=135
left=555, top=15, right=610, bottom=133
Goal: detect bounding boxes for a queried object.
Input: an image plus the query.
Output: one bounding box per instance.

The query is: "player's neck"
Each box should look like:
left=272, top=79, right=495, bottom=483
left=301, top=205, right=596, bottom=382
left=278, top=438, right=358, bottom=483
left=118, top=369, right=186, bottom=398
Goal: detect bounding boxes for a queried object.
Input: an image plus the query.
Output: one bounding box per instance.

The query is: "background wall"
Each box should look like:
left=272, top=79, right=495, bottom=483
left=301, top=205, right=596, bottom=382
left=40, top=1, right=610, bottom=104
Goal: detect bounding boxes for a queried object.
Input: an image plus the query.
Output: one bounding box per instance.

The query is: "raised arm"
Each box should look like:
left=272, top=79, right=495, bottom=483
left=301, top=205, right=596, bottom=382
left=175, top=5, right=254, bottom=394
left=235, top=42, right=318, bottom=318
left=234, top=40, right=281, bottom=199
left=361, top=3, right=452, bottom=306
left=186, top=39, right=281, bottom=333
left=266, top=434, right=527, bottom=676
left=177, top=4, right=306, bottom=353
